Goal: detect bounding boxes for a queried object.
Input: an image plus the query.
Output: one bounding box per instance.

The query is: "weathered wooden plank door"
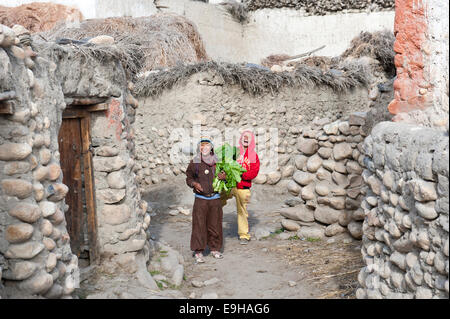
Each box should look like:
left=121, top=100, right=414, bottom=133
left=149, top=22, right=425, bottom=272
left=58, top=118, right=84, bottom=257
left=80, top=116, right=99, bottom=264
left=58, top=113, right=99, bottom=263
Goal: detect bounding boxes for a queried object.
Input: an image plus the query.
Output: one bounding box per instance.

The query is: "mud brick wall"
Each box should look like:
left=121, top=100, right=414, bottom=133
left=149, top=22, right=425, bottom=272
left=357, top=122, right=448, bottom=299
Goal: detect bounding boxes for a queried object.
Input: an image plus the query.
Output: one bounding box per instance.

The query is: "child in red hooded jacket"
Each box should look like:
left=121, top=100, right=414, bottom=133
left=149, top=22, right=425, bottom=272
left=221, top=130, right=260, bottom=245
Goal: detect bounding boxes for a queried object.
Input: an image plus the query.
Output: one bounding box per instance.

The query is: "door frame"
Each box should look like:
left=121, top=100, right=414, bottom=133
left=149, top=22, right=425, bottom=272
left=61, top=109, right=99, bottom=264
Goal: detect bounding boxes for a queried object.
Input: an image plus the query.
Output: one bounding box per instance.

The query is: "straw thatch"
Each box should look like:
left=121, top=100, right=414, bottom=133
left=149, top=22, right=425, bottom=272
left=40, top=13, right=209, bottom=77
left=0, top=2, right=83, bottom=33
left=341, top=30, right=395, bottom=76
left=134, top=59, right=369, bottom=97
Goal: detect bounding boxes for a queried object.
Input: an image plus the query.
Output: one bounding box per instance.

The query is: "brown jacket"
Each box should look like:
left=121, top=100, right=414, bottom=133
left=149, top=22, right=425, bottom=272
left=186, top=160, right=216, bottom=196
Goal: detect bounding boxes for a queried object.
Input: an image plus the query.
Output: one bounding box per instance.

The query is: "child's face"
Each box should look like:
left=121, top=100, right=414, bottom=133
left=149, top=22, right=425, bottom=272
left=200, top=142, right=211, bottom=155
left=241, top=133, right=251, bottom=147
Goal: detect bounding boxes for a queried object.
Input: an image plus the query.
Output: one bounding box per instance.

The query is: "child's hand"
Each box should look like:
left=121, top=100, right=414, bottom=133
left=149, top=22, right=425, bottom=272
left=217, top=171, right=227, bottom=181
left=192, top=182, right=203, bottom=193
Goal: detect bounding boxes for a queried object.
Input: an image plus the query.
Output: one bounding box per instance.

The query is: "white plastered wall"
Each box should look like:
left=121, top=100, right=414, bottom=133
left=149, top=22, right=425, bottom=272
left=1, top=0, right=394, bottom=63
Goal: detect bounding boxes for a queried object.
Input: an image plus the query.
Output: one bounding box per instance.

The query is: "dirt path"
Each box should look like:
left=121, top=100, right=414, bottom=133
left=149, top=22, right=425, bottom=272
left=77, top=177, right=362, bottom=299
left=143, top=178, right=361, bottom=299
left=149, top=204, right=317, bottom=299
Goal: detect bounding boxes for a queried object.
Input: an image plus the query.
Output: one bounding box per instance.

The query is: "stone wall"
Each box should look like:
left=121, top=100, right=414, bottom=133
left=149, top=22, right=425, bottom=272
left=134, top=70, right=378, bottom=191
left=34, top=39, right=154, bottom=285
left=357, top=122, right=448, bottom=298
left=355, top=0, right=449, bottom=299
left=279, top=112, right=369, bottom=239
left=1, top=24, right=78, bottom=298
left=1, top=24, right=153, bottom=298
left=90, top=97, right=152, bottom=261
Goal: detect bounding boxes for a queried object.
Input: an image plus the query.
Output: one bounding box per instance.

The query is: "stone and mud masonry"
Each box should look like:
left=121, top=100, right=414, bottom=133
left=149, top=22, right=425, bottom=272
left=1, top=24, right=78, bottom=299
left=356, top=122, right=448, bottom=299
left=278, top=112, right=369, bottom=241
left=0, top=23, right=157, bottom=299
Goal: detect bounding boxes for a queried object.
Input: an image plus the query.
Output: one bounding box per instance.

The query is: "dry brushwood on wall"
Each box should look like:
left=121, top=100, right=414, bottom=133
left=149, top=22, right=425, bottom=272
left=32, top=37, right=143, bottom=80
left=340, top=30, right=395, bottom=76
left=261, top=30, right=395, bottom=77
left=40, top=13, right=209, bottom=77
left=133, top=60, right=369, bottom=97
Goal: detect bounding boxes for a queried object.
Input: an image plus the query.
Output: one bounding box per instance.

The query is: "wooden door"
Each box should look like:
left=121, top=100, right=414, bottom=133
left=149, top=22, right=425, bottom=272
left=59, top=118, right=83, bottom=257
left=58, top=114, right=98, bottom=263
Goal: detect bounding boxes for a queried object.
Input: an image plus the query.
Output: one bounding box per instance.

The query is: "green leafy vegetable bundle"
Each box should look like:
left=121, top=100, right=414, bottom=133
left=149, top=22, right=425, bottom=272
left=213, top=143, right=246, bottom=194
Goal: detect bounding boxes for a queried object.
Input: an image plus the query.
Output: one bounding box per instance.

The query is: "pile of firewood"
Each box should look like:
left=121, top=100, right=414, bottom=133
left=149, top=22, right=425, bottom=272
left=244, top=0, right=394, bottom=15
left=260, top=45, right=327, bottom=72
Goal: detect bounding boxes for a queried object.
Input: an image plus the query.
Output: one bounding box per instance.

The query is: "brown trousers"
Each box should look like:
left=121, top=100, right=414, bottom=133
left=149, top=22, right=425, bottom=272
left=190, top=197, right=223, bottom=252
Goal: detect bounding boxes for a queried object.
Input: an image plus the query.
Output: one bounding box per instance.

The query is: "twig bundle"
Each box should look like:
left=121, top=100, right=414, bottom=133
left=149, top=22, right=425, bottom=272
left=261, top=30, right=395, bottom=78
left=39, top=14, right=209, bottom=77
left=341, top=30, right=395, bottom=76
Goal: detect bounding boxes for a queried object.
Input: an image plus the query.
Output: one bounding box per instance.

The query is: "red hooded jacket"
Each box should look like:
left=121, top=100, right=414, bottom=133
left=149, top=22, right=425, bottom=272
left=236, top=131, right=260, bottom=189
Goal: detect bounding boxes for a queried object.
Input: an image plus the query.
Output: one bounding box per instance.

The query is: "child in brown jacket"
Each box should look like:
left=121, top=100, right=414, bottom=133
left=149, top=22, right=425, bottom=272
left=186, top=137, right=226, bottom=263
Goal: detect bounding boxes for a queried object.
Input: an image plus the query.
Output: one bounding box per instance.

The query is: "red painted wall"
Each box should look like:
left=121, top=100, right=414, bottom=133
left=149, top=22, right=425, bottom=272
left=388, top=0, right=431, bottom=121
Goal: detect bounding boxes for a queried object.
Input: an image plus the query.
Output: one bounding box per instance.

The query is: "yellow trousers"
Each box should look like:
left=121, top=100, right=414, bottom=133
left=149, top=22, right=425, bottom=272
left=221, top=188, right=251, bottom=240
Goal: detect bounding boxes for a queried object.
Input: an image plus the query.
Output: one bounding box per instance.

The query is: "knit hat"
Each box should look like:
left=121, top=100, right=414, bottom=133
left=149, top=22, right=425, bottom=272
left=198, top=136, right=214, bottom=148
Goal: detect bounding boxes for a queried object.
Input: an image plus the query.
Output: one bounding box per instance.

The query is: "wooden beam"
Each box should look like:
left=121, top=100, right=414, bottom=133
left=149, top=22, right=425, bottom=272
left=65, top=96, right=107, bottom=106
left=83, top=103, right=108, bottom=112
left=285, top=45, right=326, bottom=62
left=62, top=109, right=89, bottom=119
left=0, top=101, right=15, bottom=115
left=66, top=103, right=108, bottom=113
left=81, top=116, right=99, bottom=264
left=0, top=90, right=16, bottom=101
